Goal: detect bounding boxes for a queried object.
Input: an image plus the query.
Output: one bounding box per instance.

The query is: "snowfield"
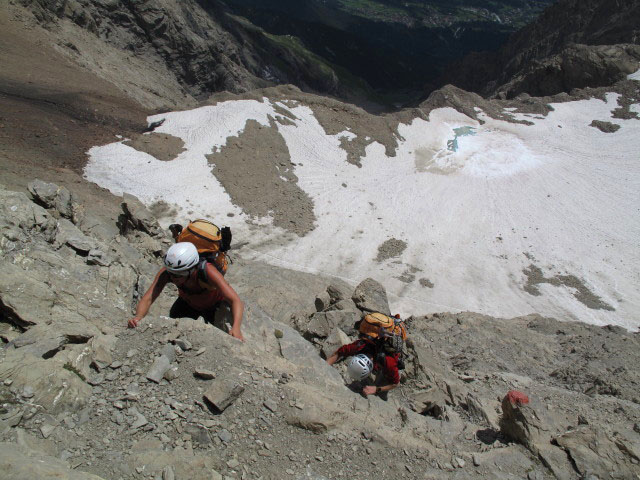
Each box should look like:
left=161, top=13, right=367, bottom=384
left=86, top=90, right=640, bottom=330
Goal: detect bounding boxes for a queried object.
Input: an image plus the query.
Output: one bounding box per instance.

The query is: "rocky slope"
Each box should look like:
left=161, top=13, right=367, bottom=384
left=13, top=0, right=350, bottom=109
left=442, top=0, right=640, bottom=98
left=1, top=180, right=639, bottom=480
left=1, top=1, right=640, bottom=479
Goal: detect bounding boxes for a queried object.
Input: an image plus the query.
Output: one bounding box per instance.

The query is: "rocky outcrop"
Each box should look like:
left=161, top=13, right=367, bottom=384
left=493, top=43, right=640, bottom=98
left=17, top=0, right=344, bottom=106
left=444, top=0, right=640, bottom=98
left=0, top=442, right=106, bottom=479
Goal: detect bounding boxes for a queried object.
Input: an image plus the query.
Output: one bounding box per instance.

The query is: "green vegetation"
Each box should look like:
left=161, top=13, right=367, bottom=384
left=221, top=0, right=554, bottom=106
left=335, top=0, right=550, bottom=27
left=63, top=362, right=86, bottom=381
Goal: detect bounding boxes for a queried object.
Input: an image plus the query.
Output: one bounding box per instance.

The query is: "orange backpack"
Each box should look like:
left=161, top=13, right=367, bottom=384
left=358, top=312, right=408, bottom=346
left=177, top=220, right=231, bottom=275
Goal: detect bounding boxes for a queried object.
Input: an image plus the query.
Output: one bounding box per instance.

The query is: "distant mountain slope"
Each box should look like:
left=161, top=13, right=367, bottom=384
left=443, top=0, right=640, bottom=97
left=15, top=0, right=362, bottom=107
left=210, top=0, right=554, bottom=100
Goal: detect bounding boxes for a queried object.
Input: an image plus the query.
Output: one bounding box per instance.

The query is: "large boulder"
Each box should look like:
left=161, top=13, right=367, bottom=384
left=277, top=324, right=344, bottom=388
left=27, top=179, right=76, bottom=219
left=554, top=426, right=640, bottom=480
left=500, top=393, right=575, bottom=479
left=0, top=188, right=54, bottom=240
left=351, top=278, right=391, bottom=315
left=11, top=321, right=100, bottom=359
left=120, top=193, right=163, bottom=237
left=304, top=310, right=360, bottom=339
left=54, top=218, right=98, bottom=254
left=321, top=328, right=351, bottom=359
left=0, top=262, right=57, bottom=328
left=0, top=443, right=106, bottom=479
left=0, top=350, right=92, bottom=414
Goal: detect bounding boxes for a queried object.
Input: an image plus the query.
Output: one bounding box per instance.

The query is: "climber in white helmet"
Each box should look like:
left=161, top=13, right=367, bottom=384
left=127, top=242, right=244, bottom=341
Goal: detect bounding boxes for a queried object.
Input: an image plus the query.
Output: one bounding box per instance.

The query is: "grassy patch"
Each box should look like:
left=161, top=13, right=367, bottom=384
left=63, top=363, right=86, bottom=382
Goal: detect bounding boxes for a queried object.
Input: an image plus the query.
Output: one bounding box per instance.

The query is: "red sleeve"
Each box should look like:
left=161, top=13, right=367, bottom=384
left=384, top=354, right=400, bottom=385
left=336, top=340, right=366, bottom=357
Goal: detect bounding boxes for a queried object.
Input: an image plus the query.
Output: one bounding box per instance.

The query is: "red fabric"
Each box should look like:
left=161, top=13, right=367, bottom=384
left=505, top=390, right=529, bottom=406
left=336, top=340, right=400, bottom=385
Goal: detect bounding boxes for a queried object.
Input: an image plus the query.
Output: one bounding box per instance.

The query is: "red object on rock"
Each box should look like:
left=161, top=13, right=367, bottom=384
left=505, top=390, right=530, bottom=406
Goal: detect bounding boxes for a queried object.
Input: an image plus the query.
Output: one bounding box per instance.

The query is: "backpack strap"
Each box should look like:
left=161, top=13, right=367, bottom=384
left=197, top=258, right=209, bottom=284
left=196, top=253, right=226, bottom=284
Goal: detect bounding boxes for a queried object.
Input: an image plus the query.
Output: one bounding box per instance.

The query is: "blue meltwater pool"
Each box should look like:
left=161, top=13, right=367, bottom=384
left=446, top=126, right=477, bottom=152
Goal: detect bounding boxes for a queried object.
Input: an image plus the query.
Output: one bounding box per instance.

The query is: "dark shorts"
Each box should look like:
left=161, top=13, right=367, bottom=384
left=169, top=298, right=231, bottom=332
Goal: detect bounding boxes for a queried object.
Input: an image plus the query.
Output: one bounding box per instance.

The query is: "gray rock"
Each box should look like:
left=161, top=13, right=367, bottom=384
left=55, top=218, right=97, bottom=253
left=277, top=324, right=344, bottom=388
left=162, top=466, right=175, bottom=480
left=27, top=180, right=75, bottom=218
left=175, top=338, right=192, bottom=351
left=466, top=393, right=499, bottom=429
left=184, top=424, right=212, bottom=445
left=40, top=424, right=56, bottom=439
left=326, top=298, right=359, bottom=313
left=286, top=405, right=336, bottom=434
left=500, top=395, right=575, bottom=479
left=0, top=262, right=57, bottom=328
left=218, top=429, right=232, bottom=443
left=121, top=193, right=163, bottom=237
left=263, top=399, right=278, bottom=413
left=352, top=278, right=391, bottom=315
left=129, top=408, right=148, bottom=429
left=0, top=188, right=53, bottom=234
left=161, top=344, right=177, bottom=363
left=87, top=249, right=111, bottom=266
left=203, top=380, right=245, bottom=412
left=305, top=310, right=359, bottom=338
left=411, top=388, right=450, bottom=420
left=12, top=322, right=99, bottom=359
left=314, top=290, right=331, bottom=312
left=321, top=328, right=350, bottom=359
left=163, top=366, right=180, bottom=381
left=327, top=283, right=353, bottom=304
left=0, top=442, right=106, bottom=479
left=91, top=335, right=118, bottom=370
left=147, top=355, right=172, bottom=383
left=194, top=368, right=216, bottom=380
left=554, top=426, right=640, bottom=479
left=0, top=350, right=91, bottom=414
left=28, top=179, right=59, bottom=208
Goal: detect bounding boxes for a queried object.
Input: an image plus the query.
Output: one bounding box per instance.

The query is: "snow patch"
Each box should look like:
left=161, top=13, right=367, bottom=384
left=86, top=93, right=640, bottom=330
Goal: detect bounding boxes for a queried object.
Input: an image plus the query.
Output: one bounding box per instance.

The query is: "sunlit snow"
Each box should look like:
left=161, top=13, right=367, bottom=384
left=86, top=92, right=640, bottom=330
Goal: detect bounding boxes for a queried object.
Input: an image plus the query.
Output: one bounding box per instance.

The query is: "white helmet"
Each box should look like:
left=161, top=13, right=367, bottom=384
left=347, top=354, right=373, bottom=381
left=164, top=242, right=199, bottom=275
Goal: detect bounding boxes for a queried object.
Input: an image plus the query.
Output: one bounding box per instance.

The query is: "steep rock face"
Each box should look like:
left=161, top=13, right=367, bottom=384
left=444, top=0, right=640, bottom=97
left=17, top=0, right=341, bottom=104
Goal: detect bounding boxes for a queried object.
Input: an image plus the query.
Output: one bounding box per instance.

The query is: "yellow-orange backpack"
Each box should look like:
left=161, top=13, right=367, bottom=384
left=357, top=312, right=408, bottom=353
left=175, top=219, right=232, bottom=275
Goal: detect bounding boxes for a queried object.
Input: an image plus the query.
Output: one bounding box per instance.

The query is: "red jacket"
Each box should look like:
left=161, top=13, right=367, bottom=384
left=336, top=340, right=400, bottom=385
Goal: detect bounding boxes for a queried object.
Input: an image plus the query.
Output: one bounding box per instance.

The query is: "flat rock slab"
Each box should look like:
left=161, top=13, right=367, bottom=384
left=146, top=355, right=172, bottom=383
left=203, top=380, right=245, bottom=412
